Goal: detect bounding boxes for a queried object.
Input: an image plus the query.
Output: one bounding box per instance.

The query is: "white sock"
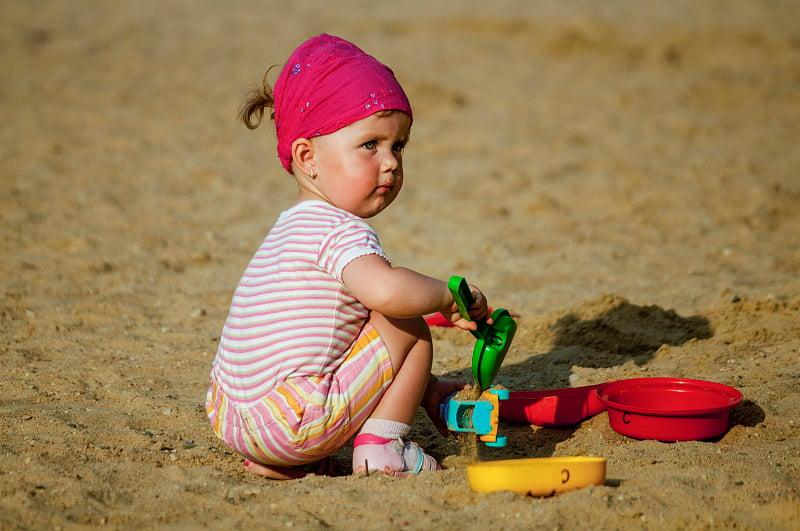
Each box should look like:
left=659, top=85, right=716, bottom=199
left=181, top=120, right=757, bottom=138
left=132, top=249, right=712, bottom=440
left=357, top=418, right=411, bottom=440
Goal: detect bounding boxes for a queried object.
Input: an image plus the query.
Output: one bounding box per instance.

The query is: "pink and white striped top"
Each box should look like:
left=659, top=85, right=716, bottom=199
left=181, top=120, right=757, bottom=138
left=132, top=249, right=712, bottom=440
left=210, top=201, right=387, bottom=405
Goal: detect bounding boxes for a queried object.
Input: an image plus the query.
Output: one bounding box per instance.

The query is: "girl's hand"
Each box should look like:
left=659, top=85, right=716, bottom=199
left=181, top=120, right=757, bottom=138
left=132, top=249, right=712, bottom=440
left=440, top=285, right=491, bottom=331
left=421, top=376, right=470, bottom=436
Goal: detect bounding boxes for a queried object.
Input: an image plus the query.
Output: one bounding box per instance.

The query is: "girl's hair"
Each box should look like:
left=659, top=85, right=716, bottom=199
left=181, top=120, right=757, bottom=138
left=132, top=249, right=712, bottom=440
left=238, top=66, right=278, bottom=130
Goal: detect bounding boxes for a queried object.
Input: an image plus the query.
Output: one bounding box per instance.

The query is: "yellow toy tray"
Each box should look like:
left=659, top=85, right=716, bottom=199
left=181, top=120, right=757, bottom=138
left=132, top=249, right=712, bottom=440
left=466, top=456, right=606, bottom=497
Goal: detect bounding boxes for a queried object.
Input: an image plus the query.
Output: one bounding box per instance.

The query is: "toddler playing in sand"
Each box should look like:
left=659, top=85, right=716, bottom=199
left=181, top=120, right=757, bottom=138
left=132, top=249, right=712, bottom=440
left=206, top=34, right=491, bottom=479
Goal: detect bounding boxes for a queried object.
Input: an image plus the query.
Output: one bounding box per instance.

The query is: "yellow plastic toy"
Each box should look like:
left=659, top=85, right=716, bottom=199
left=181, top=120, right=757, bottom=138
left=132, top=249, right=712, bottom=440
left=466, top=456, right=607, bottom=497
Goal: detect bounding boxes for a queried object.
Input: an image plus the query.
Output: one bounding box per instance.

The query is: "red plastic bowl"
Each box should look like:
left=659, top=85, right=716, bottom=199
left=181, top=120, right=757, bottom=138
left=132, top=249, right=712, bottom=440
left=595, top=378, right=743, bottom=441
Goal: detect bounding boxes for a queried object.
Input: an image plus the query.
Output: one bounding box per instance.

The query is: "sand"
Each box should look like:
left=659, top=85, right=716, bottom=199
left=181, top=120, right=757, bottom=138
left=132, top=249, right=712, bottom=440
left=2, top=0, right=799, bottom=529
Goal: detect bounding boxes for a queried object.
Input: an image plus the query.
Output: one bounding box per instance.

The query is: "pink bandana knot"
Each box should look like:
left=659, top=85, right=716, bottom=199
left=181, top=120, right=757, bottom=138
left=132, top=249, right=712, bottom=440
left=273, top=34, right=413, bottom=173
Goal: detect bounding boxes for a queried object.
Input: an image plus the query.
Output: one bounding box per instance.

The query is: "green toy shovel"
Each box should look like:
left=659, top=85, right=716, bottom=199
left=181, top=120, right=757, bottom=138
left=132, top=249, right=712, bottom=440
left=448, top=276, right=517, bottom=390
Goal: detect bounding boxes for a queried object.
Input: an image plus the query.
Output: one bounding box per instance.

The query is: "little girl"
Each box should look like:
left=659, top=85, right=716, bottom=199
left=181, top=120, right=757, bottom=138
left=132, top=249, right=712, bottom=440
left=206, top=34, right=491, bottom=479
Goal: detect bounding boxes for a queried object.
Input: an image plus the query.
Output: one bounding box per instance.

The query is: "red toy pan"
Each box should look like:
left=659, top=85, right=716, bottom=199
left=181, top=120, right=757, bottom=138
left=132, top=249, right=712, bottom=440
left=500, top=384, right=606, bottom=427
left=596, top=377, right=743, bottom=441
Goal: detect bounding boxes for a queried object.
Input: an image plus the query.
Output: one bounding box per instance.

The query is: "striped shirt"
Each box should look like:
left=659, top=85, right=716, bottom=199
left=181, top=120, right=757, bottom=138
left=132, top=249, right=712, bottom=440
left=210, top=200, right=387, bottom=405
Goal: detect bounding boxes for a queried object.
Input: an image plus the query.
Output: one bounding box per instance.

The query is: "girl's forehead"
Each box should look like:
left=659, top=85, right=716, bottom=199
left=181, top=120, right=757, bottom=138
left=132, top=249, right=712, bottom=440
left=312, top=112, right=411, bottom=147
left=351, top=111, right=412, bottom=134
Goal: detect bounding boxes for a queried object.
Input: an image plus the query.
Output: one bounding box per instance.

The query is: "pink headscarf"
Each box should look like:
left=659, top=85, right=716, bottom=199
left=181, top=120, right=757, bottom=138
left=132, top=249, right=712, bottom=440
left=273, top=34, right=413, bottom=173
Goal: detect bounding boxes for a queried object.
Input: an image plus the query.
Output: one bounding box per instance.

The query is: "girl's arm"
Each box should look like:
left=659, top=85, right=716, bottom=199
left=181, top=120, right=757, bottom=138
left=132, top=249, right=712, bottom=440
left=341, top=254, right=489, bottom=328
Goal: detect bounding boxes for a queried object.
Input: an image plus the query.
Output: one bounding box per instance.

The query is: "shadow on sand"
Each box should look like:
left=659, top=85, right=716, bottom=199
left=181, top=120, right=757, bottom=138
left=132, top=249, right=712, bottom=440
left=441, top=296, right=715, bottom=460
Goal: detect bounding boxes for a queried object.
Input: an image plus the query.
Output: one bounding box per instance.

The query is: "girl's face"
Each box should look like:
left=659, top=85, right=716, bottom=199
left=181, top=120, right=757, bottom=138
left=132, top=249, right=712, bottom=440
left=307, top=111, right=411, bottom=219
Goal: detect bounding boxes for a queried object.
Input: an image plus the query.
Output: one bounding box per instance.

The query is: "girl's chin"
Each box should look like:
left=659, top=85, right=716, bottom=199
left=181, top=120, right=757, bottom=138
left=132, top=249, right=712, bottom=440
left=357, top=206, right=388, bottom=219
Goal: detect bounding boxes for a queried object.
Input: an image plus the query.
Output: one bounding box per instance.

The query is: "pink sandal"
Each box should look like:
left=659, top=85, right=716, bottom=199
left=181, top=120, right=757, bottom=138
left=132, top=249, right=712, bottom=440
left=352, top=433, right=441, bottom=475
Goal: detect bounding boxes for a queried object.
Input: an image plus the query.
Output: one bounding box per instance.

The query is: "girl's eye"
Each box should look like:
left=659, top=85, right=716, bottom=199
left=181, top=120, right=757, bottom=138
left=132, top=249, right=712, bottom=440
left=392, top=141, right=406, bottom=153
left=362, top=141, right=377, bottom=150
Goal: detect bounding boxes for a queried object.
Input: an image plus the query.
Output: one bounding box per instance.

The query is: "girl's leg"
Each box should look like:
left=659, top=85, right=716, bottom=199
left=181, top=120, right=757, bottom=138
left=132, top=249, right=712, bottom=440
left=364, top=310, right=466, bottom=430
left=365, top=312, right=432, bottom=424
left=352, top=312, right=444, bottom=475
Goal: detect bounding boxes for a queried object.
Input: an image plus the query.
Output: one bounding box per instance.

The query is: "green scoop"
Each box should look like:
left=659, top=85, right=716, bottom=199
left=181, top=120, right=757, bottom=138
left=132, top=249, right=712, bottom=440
left=448, top=276, right=517, bottom=390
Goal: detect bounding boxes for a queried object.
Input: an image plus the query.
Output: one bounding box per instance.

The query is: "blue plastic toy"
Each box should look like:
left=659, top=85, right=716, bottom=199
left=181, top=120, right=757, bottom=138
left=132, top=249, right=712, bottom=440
left=440, top=388, right=510, bottom=447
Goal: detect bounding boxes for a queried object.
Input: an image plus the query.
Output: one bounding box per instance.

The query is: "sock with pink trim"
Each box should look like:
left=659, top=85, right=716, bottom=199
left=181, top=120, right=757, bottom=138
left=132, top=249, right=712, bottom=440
left=357, top=418, right=410, bottom=440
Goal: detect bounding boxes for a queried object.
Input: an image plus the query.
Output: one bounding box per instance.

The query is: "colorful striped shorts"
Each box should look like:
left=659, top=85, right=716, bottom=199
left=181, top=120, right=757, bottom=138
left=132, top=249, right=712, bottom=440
left=205, top=323, right=393, bottom=466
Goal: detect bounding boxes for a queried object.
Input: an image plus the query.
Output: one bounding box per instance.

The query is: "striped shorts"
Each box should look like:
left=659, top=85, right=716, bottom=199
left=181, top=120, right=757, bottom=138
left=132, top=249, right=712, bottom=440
left=205, top=323, right=393, bottom=466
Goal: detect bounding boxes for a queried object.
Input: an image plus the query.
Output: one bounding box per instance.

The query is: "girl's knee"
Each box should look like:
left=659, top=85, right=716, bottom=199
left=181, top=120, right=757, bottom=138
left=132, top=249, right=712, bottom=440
left=405, top=315, right=432, bottom=342
left=370, top=313, right=430, bottom=341
left=369, top=313, right=432, bottom=367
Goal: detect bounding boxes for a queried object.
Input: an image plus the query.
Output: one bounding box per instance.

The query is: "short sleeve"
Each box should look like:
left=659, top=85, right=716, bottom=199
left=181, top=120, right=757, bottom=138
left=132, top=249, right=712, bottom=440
left=318, top=218, right=388, bottom=280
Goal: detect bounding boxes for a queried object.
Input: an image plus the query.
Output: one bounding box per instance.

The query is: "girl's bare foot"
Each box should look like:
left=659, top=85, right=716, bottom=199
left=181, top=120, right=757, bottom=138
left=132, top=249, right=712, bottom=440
left=353, top=462, right=403, bottom=477
left=243, top=457, right=338, bottom=480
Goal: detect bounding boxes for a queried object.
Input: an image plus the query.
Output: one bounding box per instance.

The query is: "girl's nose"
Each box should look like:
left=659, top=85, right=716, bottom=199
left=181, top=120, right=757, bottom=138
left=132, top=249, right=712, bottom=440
left=381, top=152, right=400, bottom=173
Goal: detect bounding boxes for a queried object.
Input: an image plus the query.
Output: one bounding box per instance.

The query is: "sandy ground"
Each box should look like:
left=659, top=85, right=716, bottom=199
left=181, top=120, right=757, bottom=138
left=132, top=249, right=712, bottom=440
left=2, top=0, right=799, bottom=529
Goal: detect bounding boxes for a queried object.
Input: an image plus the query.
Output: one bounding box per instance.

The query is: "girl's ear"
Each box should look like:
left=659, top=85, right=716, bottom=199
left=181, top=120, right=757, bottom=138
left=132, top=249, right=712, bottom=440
left=291, top=138, right=315, bottom=176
